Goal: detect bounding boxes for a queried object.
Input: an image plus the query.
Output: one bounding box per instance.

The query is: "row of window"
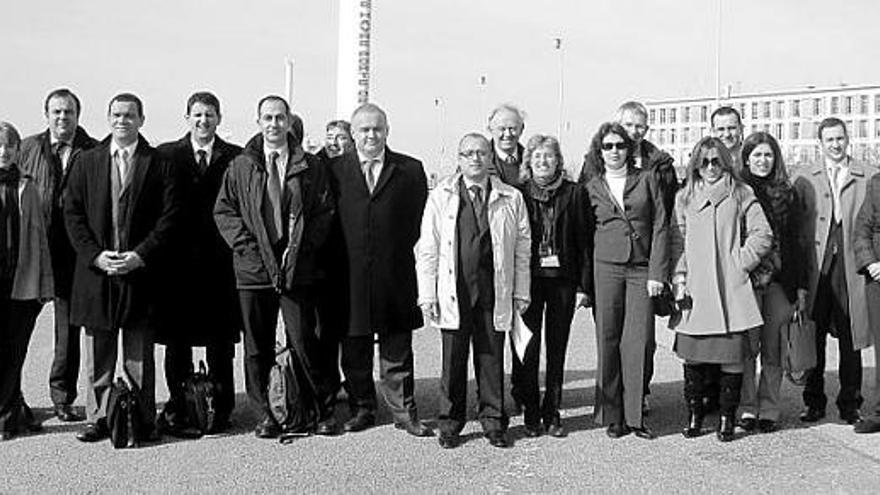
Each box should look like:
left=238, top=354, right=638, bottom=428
left=648, top=118, right=878, bottom=146
left=648, top=93, right=880, bottom=126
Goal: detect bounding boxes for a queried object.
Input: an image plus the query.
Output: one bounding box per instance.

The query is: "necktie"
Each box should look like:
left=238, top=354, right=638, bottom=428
left=830, top=165, right=841, bottom=223
left=116, top=149, right=130, bottom=188
left=362, top=159, right=376, bottom=193
left=196, top=149, right=208, bottom=173
left=267, top=151, right=283, bottom=241
left=54, top=142, right=69, bottom=169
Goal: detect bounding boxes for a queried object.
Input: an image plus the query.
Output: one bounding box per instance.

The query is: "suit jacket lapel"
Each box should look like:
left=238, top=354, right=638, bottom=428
left=125, top=144, right=151, bottom=214
left=372, top=151, right=396, bottom=196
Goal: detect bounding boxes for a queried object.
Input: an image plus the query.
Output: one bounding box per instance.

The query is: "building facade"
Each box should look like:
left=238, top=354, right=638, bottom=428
left=645, top=84, right=880, bottom=175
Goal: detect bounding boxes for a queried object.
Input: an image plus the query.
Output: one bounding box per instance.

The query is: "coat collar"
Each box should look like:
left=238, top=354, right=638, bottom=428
left=243, top=132, right=307, bottom=177
left=440, top=173, right=517, bottom=204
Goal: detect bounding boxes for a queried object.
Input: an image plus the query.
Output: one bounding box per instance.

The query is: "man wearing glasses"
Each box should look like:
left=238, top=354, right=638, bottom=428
left=416, top=133, right=531, bottom=449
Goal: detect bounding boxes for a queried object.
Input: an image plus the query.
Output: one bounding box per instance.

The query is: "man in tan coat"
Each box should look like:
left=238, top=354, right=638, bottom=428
left=792, top=117, right=876, bottom=425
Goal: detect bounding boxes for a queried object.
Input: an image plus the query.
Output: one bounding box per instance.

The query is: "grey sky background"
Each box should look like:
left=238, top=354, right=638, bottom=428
left=3, top=0, right=878, bottom=175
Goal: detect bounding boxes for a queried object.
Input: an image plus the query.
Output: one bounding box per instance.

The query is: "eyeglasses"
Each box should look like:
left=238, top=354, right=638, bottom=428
left=700, top=157, right=722, bottom=168
left=459, top=150, right=489, bottom=159
left=601, top=142, right=627, bottom=151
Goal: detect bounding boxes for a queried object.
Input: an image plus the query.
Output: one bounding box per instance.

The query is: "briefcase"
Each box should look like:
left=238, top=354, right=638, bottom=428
left=782, top=310, right=817, bottom=375
left=107, top=377, right=145, bottom=448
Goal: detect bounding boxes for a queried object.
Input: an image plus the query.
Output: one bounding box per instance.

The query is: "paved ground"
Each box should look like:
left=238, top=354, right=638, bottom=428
left=3, top=305, right=880, bottom=493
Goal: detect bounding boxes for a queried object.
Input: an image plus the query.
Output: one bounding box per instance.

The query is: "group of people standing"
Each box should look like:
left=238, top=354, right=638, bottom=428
left=2, top=87, right=880, bottom=451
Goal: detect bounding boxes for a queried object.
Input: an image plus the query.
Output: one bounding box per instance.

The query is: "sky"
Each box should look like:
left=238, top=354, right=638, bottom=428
left=4, top=0, right=880, bottom=176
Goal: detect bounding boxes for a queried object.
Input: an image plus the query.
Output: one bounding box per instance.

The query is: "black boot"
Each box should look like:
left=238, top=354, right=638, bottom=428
left=717, top=372, right=743, bottom=442
left=682, top=364, right=705, bottom=438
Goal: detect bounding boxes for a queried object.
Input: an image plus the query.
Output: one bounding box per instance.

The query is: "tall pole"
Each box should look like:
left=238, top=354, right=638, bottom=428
left=337, top=0, right=373, bottom=119
left=478, top=74, right=488, bottom=124
left=554, top=36, right=564, bottom=141
left=715, top=0, right=722, bottom=106
left=284, top=58, right=294, bottom=104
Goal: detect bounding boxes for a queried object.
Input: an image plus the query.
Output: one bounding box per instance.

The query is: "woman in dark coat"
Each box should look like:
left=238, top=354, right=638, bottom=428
left=0, top=121, right=54, bottom=440
left=584, top=123, right=668, bottom=439
left=512, top=134, right=591, bottom=438
left=670, top=137, right=772, bottom=441
left=738, top=132, right=802, bottom=433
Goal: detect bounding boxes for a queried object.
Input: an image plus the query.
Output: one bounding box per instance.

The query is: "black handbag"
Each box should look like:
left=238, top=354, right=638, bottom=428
left=107, top=377, right=145, bottom=449
left=182, top=361, right=217, bottom=436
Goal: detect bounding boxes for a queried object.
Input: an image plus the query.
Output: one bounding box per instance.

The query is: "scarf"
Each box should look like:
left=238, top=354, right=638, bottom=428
left=527, top=172, right=565, bottom=257
left=743, top=173, right=793, bottom=239
left=0, top=165, right=21, bottom=281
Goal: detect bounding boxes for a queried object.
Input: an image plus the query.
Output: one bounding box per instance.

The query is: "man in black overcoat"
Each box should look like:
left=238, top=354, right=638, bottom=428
left=155, top=92, right=242, bottom=435
left=18, top=88, right=97, bottom=422
left=328, top=103, right=432, bottom=437
left=65, top=93, right=183, bottom=443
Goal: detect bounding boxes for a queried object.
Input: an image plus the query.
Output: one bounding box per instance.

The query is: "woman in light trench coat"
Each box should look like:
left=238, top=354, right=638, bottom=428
left=670, top=136, right=773, bottom=442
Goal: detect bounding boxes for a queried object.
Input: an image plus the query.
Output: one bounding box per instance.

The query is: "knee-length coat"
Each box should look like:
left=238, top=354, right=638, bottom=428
left=327, top=147, right=428, bottom=336
left=669, top=175, right=773, bottom=335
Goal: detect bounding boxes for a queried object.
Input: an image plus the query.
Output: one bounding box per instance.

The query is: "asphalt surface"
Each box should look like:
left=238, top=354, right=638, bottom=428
left=3, top=305, right=880, bottom=493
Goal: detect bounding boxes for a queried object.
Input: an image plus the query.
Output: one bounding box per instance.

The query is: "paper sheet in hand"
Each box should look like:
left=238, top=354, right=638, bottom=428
left=511, top=311, right=532, bottom=361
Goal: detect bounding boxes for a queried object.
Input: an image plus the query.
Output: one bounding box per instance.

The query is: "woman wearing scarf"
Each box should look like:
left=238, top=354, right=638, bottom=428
left=0, top=121, right=54, bottom=441
left=670, top=136, right=772, bottom=442
left=584, top=123, right=668, bottom=439
left=511, top=134, right=591, bottom=438
left=738, top=132, right=803, bottom=434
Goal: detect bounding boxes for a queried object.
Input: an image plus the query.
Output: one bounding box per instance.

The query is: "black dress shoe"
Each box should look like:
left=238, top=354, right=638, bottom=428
left=840, top=409, right=862, bottom=425
left=395, top=419, right=434, bottom=437
left=485, top=430, right=511, bottom=448
left=343, top=413, right=376, bottom=432
left=758, top=419, right=778, bottom=433
left=853, top=418, right=880, bottom=434
left=523, top=424, right=543, bottom=438
left=546, top=422, right=567, bottom=438
left=631, top=425, right=656, bottom=440
left=76, top=423, right=109, bottom=442
left=606, top=423, right=630, bottom=439
left=438, top=432, right=459, bottom=449
left=1, top=430, right=16, bottom=441
left=799, top=407, right=826, bottom=423
left=254, top=417, right=281, bottom=439
left=316, top=417, right=341, bottom=436
left=54, top=404, right=84, bottom=422
left=738, top=416, right=758, bottom=432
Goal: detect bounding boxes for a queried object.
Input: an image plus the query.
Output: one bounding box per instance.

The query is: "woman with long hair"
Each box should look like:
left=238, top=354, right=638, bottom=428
left=737, top=132, right=802, bottom=433
left=584, top=122, right=668, bottom=439
left=670, top=136, right=772, bottom=441
left=511, top=134, right=591, bottom=438
left=0, top=121, right=54, bottom=441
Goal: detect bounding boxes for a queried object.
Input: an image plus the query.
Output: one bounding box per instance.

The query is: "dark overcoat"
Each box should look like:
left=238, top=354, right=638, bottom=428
left=154, top=134, right=242, bottom=345
left=64, top=136, right=183, bottom=331
left=328, top=147, right=427, bottom=336
left=18, top=127, right=97, bottom=296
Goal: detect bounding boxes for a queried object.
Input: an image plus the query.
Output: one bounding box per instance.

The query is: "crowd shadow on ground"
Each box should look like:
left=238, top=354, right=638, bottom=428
left=24, top=368, right=867, bottom=447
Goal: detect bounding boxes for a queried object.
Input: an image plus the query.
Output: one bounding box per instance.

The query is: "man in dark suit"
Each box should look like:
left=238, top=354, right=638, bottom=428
left=18, top=88, right=97, bottom=422
left=487, top=104, right=526, bottom=187
left=328, top=103, right=432, bottom=437
left=155, top=92, right=242, bottom=435
left=214, top=95, right=335, bottom=439
left=793, top=118, right=873, bottom=425
left=66, top=93, right=183, bottom=442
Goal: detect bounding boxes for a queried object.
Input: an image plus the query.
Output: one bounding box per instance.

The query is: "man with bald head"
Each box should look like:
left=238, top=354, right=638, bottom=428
left=416, top=132, right=531, bottom=448
left=487, top=104, right=526, bottom=186
left=327, top=102, right=432, bottom=438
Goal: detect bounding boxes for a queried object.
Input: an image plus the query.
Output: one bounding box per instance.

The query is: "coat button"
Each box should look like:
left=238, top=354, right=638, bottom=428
left=819, top=216, right=826, bottom=222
